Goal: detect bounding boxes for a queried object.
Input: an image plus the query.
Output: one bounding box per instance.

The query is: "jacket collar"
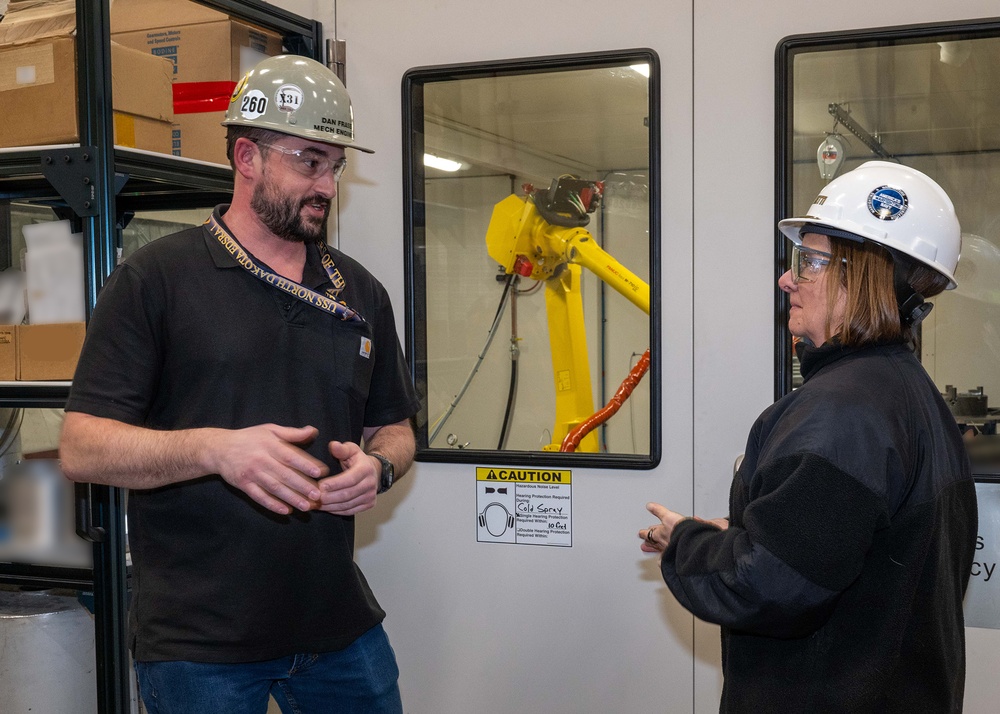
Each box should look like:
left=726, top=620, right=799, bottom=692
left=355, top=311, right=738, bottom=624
left=795, top=338, right=905, bottom=382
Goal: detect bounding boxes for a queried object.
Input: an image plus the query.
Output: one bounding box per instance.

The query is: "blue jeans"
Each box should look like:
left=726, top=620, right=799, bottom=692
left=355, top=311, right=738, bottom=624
left=134, top=623, right=402, bottom=714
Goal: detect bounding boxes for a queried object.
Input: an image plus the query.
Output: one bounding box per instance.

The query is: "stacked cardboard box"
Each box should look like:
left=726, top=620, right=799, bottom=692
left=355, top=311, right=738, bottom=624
left=16, top=322, right=86, bottom=380
left=0, top=324, right=85, bottom=381
left=111, top=0, right=283, bottom=164
left=0, top=0, right=174, bottom=152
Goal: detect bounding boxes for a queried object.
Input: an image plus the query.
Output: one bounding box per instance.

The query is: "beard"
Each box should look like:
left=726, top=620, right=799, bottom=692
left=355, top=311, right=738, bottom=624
left=250, top=172, right=330, bottom=244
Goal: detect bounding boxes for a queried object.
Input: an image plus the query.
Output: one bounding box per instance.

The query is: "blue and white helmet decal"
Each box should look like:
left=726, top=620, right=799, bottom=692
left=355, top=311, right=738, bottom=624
left=867, top=185, right=909, bottom=220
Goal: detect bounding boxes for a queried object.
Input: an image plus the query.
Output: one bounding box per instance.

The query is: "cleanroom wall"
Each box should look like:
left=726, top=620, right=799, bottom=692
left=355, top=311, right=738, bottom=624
left=272, top=0, right=999, bottom=712
left=299, top=0, right=695, bottom=712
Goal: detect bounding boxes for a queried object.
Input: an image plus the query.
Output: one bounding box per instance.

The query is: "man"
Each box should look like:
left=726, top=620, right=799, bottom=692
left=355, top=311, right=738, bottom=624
left=59, top=54, right=418, bottom=713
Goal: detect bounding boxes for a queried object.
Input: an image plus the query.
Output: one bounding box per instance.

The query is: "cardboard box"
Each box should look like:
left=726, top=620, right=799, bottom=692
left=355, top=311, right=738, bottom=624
left=0, top=1, right=77, bottom=45
left=16, top=322, right=85, bottom=381
left=111, top=0, right=283, bottom=164
left=0, top=2, right=175, bottom=152
left=0, top=326, right=16, bottom=381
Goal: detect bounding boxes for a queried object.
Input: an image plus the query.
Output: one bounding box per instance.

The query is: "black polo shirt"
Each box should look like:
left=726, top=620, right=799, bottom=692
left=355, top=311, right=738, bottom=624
left=66, top=205, right=420, bottom=662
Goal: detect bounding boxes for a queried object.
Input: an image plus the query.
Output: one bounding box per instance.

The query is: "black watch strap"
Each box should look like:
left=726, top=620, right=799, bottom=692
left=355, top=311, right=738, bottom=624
left=371, top=452, right=394, bottom=494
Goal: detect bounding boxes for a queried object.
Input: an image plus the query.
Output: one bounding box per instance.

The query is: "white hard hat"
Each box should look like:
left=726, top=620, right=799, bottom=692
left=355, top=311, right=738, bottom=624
left=223, top=54, right=373, bottom=153
left=778, top=161, right=961, bottom=288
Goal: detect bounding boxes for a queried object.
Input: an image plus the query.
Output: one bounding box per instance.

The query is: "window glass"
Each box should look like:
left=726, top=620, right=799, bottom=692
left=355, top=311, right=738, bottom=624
left=778, top=24, right=1000, bottom=475
left=404, top=50, right=660, bottom=468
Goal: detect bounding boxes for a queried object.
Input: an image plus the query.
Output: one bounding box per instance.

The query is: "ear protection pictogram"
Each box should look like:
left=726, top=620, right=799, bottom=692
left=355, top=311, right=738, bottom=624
left=478, top=502, right=515, bottom=536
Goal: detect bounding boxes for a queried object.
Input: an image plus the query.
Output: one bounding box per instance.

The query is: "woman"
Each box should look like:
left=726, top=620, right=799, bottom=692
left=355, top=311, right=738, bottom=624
left=642, top=162, right=978, bottom=713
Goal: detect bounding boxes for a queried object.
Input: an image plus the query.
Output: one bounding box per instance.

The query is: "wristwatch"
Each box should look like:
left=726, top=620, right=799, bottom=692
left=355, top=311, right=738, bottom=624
left=371, top=452, right=394, bottom=494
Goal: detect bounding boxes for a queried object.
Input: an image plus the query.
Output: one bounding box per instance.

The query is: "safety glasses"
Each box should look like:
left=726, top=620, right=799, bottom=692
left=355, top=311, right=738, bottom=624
left=790, top=244, right=846, bottom=283
left=254, top=141, right=348, bottom=182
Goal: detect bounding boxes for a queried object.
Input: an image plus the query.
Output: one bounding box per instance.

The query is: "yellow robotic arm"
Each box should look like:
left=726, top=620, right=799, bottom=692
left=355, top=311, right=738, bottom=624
left=485, top=179, right=650, bottom=452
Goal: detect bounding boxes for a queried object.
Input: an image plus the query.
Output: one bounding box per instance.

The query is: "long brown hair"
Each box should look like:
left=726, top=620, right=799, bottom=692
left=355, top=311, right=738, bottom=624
left=824, top=237, right=950, bottom=347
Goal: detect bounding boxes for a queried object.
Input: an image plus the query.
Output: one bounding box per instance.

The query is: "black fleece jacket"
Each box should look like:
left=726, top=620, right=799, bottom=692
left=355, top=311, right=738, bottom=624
left=661, top=341, right=977, bottom=713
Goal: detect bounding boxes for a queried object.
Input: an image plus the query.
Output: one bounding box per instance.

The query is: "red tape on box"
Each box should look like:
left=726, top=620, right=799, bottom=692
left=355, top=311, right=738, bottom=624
left=173, top=81, right=238, bottom=114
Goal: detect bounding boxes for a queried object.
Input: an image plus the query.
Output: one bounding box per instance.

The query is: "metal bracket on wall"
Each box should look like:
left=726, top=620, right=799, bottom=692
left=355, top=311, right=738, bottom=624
left=39, top=146, right=128, bottom=217
left=828, top=103, right=894, bottom=160
left=327, top=38, right=347, bottom=85
left=49, top=207, right=133, bottom=235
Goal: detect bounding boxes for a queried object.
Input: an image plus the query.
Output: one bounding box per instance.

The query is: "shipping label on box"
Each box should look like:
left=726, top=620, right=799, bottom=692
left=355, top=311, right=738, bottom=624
left=16, top=323, right=86, bottom=381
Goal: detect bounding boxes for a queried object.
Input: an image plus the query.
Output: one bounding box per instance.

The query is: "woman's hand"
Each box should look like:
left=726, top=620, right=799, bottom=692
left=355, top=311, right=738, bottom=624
left=639, top=502, right=729, bottom=553
left=639, top=502, right=686, bottom=553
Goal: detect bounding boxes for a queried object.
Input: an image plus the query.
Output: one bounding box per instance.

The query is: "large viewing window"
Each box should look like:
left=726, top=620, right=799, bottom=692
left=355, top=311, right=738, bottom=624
left=403, top=50, right=660, bottom=468
left=777, top=20, right=1000, bottom=478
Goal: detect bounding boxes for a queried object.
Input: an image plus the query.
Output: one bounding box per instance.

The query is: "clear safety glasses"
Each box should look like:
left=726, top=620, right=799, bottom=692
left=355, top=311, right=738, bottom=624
left=255, top=142, right=348, bottom=182
left=790, top=244, right=846, bottom=283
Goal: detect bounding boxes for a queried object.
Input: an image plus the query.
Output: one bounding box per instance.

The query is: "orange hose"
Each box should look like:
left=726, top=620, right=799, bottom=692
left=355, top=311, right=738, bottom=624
left=560, top=349, right=650, bottom=452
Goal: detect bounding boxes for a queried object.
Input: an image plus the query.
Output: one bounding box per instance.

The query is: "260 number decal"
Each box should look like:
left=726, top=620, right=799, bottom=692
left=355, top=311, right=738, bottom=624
left=239, top=90, right=268, bottom=119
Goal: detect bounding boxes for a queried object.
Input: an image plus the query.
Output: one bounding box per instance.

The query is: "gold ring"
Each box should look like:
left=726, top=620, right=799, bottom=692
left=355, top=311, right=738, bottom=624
left=646, top=526, right=657, bottom=545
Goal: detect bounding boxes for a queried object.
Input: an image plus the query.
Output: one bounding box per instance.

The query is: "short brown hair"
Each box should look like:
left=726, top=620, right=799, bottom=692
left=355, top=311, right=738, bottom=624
left=224, top=126, right=280, bottom=168
left=825, top=238, right=950, bottom=347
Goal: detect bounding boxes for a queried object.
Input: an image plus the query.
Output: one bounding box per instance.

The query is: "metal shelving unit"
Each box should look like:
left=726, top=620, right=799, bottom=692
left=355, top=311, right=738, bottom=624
left=0, top=1, right=323, bottom=711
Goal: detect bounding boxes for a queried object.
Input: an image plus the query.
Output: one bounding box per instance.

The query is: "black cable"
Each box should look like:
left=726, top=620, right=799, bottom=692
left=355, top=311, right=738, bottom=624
left=497, top=358, right=518, bottom=450
left=497, top=278, right=519, bottom=449
left=493, top=273, right=514, bottom=322
left=428, top=273, right=515, bottom=445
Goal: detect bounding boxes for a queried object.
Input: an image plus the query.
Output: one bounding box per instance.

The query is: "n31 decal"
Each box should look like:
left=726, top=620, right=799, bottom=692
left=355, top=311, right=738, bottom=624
left=275, top=84, right=304, bottom=112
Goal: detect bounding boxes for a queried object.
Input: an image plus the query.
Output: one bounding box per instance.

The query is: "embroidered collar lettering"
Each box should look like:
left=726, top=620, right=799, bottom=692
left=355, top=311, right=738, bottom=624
left=207, top=214, right=364, bottom=323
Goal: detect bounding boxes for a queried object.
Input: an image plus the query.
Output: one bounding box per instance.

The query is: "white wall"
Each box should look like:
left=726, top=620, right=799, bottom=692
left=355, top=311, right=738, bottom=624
left=326, top=2, right=694, bottom=713
left=273, top=1, right=1000, bottom=711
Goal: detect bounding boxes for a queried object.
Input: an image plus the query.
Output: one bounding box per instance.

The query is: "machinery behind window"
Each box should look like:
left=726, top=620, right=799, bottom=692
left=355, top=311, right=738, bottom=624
left=429, top=176, right=650, bottom=454
left=405, top=50, right=659, bottom=467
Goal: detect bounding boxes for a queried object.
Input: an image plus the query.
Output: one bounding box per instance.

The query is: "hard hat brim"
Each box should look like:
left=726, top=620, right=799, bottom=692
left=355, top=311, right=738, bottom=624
left=778, top=219, right=866, bottom=245
left=777, top=216, right=958, bottom=290
left=221, top=118, right=374, bottom=154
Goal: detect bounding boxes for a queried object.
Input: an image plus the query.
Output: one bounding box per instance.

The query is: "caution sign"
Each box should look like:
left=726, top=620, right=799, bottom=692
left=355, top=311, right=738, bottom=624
left=476, top=467, right=572, bottom=547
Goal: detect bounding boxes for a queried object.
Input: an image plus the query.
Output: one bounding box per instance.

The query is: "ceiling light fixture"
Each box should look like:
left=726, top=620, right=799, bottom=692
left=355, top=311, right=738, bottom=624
left=938, top=41, right=972, bottom=67
left=424, top=153, right=463, bottom=172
